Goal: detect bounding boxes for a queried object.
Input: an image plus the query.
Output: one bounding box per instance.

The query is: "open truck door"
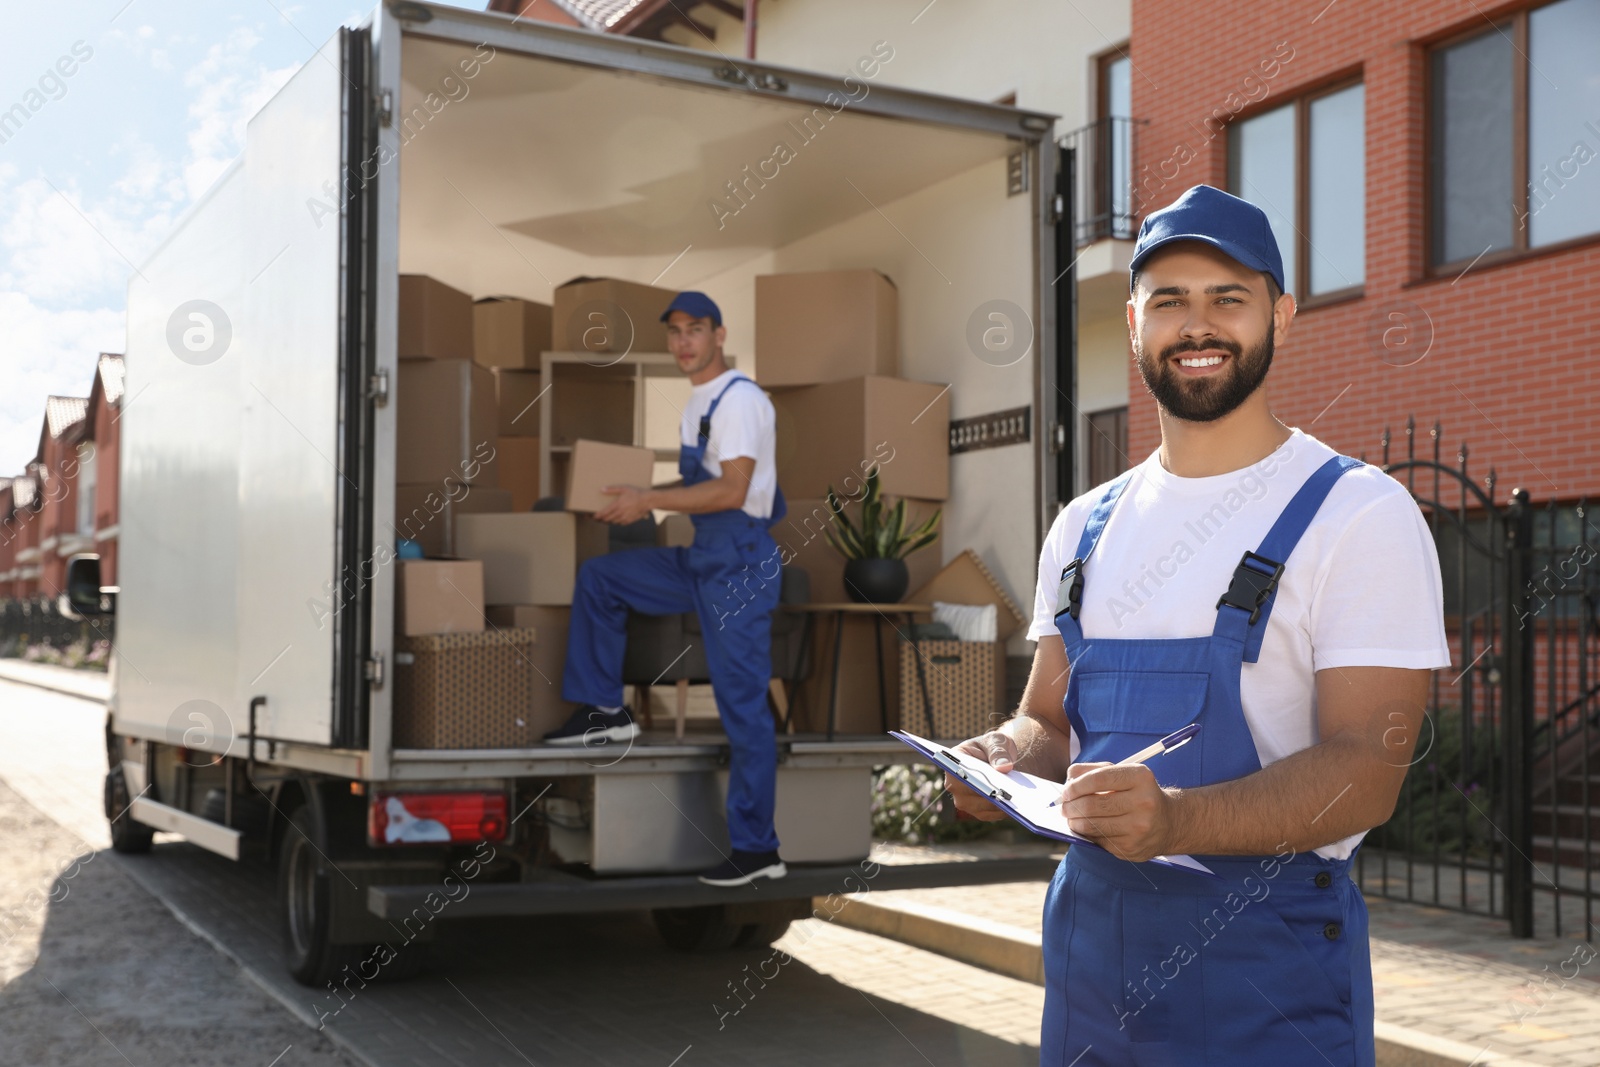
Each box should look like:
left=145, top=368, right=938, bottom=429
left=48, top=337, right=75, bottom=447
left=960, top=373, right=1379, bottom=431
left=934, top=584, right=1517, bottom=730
left=118, top=26, right=378, bottom=759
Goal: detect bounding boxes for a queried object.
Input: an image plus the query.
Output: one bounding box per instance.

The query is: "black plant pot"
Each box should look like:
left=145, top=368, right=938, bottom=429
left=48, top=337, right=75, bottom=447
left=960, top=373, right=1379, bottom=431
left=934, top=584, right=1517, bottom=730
left=844, top=558, right=910, bottom=604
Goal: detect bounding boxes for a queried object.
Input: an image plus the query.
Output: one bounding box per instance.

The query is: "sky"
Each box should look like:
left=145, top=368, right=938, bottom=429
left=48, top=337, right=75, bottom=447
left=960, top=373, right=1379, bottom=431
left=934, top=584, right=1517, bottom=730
left=0, top=0, right=485, bottom=476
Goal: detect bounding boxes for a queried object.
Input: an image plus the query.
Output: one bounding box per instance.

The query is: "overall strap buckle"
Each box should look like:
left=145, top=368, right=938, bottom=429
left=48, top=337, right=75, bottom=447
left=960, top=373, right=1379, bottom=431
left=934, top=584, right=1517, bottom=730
left=698, top=415, right=712, bottom=443
left=1057, top=557, right=1086, bottom=620
left=1216, top=551, right=1285, bottom=625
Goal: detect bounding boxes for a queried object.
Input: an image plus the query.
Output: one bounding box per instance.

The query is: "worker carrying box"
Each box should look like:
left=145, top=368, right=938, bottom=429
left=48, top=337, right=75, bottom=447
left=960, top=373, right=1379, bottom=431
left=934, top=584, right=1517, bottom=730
left=541, top=290, right=789, bottom=889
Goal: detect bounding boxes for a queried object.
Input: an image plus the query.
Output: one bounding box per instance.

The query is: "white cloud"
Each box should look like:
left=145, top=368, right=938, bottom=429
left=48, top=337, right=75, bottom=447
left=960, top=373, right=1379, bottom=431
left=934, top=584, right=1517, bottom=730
left=181, top=29, right=297, bottom=201
left=0, top=292, right=123, bottom=472
left=0, top=22, right=299, bottom=476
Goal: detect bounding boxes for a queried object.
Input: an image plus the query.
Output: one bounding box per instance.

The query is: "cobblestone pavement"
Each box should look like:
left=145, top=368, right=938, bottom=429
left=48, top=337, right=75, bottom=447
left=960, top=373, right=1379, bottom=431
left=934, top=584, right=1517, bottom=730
left=0, top=671, right=1049, bottom=1066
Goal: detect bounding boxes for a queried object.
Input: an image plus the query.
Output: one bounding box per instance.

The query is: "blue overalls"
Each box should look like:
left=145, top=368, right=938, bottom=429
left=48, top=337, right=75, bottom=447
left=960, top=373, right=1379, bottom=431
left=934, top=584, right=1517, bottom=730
left=562, top=374, right=788, bottom=853
left=1040, top=454, right=1374, bottom=1067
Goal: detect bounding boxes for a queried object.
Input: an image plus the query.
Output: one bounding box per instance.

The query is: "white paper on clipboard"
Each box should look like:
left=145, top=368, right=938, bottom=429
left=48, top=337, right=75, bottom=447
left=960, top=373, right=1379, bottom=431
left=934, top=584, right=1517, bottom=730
left=890, top=730, right=1214, bottom=877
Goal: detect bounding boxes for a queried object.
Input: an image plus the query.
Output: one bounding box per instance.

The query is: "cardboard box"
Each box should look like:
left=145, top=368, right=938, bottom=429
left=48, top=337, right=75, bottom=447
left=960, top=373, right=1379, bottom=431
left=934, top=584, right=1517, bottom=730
left=399, top=275, right=473, bottom=361
left=773, top=497, right=942, bottom=605
left=393, top=627, right=541, bottom=748
left=908, top=549, right=1027, bottom=642
left=486, top=604, right=572, bottom=738
left=397, top=359, right=498, bottom=485
left=392, top=484, right=512, bottom=558
left=771, top=376, right=950, bottom=501
left=395, top=560, right=485, bottom=636
left=566, top=439, right=656, bottom=513
left=474, top=298, right=552, bottom=370
left=549, top=363, right=636, bottom=447
left=454, top=512, right=609, bottom=606
left=898, top=638, right=1007, bottom=741
left=495, top=436, right=541, bottom=513
left=552, top=277, right=675, bottom=355
left=492, top=368, right=544, bottom=437
left=656, top=512, right=695, bottom=548
left=755, top=270, right=897, bottom=386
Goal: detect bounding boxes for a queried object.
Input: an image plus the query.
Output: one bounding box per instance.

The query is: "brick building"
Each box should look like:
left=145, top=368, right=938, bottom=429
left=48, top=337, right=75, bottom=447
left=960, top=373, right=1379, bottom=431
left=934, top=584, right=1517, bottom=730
left=83, top=353, right=125, bottom=587
left=1123, top=0, right=1600, bottom=506
left=0, top=353, right=125, bottom=605
left=31, top=395, right=90, bottom=597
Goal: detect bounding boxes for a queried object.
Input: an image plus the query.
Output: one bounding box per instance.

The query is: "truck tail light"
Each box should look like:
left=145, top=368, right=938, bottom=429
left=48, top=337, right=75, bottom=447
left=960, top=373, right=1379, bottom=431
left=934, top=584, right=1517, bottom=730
left=369, top=791, right=508, bottom=846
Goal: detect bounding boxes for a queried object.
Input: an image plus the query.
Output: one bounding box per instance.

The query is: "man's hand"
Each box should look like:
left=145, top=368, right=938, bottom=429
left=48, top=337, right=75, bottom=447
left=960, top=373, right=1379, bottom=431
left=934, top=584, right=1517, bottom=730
left=1062, top=762, right=1182, bottom=862
left=593, top=485, right=651, bottom=525
left=943, top=731, right=1022, bottom=821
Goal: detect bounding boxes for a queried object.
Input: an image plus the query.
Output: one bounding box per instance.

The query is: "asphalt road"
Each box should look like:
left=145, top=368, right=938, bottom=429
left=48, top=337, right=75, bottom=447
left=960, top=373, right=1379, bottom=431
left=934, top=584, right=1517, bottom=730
left=0, top=676, right=1044, bottom=1067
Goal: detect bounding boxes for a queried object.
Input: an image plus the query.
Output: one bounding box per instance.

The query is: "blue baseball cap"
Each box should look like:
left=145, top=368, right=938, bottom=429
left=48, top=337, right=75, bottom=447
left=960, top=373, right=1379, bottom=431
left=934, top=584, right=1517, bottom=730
left=660, top=291, right=722, bottom=327
left=1129, top=185, right=1285, bottom=295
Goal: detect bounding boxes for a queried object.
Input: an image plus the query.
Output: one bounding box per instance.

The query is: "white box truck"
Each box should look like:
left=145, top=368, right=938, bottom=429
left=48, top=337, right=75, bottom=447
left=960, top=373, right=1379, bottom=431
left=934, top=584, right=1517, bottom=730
left=67, top=0, right=1071, bottom=986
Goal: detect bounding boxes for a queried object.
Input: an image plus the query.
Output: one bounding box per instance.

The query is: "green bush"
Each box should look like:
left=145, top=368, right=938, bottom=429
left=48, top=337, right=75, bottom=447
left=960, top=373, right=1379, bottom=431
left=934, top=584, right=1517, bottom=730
left=1368, top=703, right=1500, bottom=860
left=870, top=763, right=1014, bottom=845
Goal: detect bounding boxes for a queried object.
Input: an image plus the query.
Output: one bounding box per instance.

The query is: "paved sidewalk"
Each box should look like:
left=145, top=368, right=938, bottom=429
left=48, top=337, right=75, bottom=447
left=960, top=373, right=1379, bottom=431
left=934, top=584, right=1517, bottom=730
left=0, top=658, right=110, bottom=703
left=840, top=845, right=1600, bottom=1067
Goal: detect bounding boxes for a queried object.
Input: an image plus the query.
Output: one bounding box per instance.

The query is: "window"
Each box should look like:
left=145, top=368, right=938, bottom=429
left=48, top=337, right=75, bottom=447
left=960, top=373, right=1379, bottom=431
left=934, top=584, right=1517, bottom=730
left=1430, top=0, right=1600, bottom=267
left=1099, top=48, right=1133, bottom=238
left=76, top=443, right=96, bottom=536
left=1086, top=407, right=1129, bottom=487
left=1227, top=82, right=1365, bottom=300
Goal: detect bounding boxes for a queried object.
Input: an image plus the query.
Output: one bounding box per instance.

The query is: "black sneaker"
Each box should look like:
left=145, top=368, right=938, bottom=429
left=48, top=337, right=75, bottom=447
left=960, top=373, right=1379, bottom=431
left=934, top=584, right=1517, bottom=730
left=697, top=849, right=786, bottom=886
left=542, top=705, right=640, bottom=747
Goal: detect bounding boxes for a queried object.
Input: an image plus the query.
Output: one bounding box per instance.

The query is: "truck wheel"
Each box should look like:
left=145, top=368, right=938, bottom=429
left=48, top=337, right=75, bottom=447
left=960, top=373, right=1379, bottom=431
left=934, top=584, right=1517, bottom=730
left=279, top=804, right=360, bottom=986
left=734, top=920, right=793, bottom=948
left=105, top=766, right=154, bottom=854
left=652, top=905, right=745, bottom=951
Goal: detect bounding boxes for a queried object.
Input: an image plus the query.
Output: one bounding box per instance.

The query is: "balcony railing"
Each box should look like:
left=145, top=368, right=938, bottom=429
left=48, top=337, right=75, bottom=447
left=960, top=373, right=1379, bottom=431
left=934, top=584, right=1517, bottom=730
left=1060, top=116, right=1146, bottom=248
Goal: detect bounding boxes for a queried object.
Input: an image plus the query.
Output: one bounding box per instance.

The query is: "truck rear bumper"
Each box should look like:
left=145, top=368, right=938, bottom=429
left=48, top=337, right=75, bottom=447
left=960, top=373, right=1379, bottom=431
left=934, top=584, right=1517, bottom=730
left=366, top=856, right=1059, bottom=919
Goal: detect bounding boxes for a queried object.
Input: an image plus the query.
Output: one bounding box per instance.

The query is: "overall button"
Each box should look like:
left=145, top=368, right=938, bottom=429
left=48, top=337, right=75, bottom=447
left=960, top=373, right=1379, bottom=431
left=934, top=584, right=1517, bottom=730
left=1314, top=871, right=1333, bottom=889
left=1323, top=922, right=1342, bottom=940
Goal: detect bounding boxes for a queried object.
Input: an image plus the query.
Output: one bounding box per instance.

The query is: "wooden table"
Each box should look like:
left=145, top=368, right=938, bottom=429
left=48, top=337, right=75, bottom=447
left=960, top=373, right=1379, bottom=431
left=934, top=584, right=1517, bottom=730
left=781, top=602, right=934, bottom=741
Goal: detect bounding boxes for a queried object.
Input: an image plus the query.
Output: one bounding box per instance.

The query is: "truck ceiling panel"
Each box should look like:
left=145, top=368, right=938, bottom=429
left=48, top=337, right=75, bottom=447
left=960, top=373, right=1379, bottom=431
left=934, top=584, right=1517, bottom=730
left=398, top=35, right=1013, bottom=280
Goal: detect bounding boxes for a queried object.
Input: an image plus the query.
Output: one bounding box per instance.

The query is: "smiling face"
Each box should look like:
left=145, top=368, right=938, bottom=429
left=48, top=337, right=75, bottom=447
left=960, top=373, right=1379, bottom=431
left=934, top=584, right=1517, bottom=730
left=1128, top=242, right=1292, bottom=423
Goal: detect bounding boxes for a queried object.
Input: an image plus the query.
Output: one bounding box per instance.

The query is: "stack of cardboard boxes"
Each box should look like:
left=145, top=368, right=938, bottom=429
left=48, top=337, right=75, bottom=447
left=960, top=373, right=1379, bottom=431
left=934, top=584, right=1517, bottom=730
left=756, top=268, right=960, bottom=734
left=392, top=274, right=672, bottom=749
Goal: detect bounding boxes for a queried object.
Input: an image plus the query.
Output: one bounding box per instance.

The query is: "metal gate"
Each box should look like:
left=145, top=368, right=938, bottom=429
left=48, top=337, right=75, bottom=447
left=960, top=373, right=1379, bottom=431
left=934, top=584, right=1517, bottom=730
left=1355, top=420, right=1599, bottom=939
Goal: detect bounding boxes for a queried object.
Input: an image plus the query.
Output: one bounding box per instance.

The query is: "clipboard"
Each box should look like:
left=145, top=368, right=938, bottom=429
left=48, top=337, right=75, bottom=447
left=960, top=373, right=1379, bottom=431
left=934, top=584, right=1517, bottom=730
left=890, top=730, right=1215, bottom=877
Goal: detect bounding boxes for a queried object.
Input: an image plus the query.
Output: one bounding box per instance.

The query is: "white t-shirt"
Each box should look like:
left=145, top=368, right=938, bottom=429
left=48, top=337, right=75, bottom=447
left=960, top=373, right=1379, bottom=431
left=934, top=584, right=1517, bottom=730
left=680, top=369, right=778, bottom=520
left=1028, top=428, right=1452, bottom=858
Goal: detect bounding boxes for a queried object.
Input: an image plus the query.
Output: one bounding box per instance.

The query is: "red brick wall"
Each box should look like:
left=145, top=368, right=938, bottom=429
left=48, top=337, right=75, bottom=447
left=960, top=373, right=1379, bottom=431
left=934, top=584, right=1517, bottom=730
left=35, top=435, right=80, bottom=597
left=93, top=393, right=119, bottom=586
left=1128, top=0, right=1600, bottom=505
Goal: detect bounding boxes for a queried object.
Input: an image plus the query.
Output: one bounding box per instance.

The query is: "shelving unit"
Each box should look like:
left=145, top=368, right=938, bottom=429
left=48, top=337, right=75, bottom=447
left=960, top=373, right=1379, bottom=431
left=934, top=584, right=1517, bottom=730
left=536, top=350, right=739, bottom=495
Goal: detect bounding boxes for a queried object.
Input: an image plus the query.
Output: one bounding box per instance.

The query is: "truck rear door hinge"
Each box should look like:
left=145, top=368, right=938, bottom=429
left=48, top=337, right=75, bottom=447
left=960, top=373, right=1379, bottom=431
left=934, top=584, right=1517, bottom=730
left=365, top=653, right=385, bottom=688
left=376, top=89, right=393, bottom=127
left=1051, top=420, right=1067, bottom=454
left=368, top=369, right=389, bottom=406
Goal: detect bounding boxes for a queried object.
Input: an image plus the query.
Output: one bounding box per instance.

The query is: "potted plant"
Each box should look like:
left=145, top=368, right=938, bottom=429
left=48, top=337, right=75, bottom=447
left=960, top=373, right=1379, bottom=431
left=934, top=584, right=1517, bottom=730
left=823, top=465, right=941, bottom=603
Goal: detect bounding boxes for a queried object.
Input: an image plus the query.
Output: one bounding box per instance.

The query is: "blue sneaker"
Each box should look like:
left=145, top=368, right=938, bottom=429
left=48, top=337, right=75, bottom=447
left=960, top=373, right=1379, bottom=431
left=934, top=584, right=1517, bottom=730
left=698, top=849, right=786, bottom=886
left=542, top=705, right=640, bottom=748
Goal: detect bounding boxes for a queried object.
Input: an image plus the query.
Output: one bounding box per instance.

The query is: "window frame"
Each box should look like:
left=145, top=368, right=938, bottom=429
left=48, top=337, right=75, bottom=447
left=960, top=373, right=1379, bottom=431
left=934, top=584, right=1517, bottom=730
left=1225, top=74, right=1367, bottom=309
left=1425, top=3, right=1600, bottom=276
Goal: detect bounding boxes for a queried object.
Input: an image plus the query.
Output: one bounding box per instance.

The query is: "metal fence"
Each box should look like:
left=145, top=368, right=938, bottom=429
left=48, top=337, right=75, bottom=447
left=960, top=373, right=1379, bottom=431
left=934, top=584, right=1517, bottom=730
left=0, top=595, right=113, bottom=657
left=1355, top=420, right=1599, bottom=939
left=1058, top=116, right=1144, bottom=247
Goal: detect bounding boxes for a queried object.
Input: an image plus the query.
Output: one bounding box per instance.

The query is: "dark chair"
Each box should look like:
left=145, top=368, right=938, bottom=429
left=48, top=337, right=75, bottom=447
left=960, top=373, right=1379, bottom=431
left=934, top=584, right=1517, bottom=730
left=622, top=567, right=812, bottom=739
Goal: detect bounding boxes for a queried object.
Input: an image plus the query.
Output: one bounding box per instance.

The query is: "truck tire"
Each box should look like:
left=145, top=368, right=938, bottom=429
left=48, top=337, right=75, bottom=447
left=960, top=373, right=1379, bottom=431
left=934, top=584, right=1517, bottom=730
left=104, top=766, right=154, bottom=854
left=652, top=905, right=745, bottom=951
left=734, top=919, right=793, bottom=948
left=279, top=804, right=361, bottom=986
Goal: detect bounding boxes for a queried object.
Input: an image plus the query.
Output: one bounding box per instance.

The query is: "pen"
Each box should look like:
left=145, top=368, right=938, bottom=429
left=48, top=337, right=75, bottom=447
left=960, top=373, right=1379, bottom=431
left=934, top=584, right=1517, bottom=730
left=1048, top=723, right=1200, bottom=806
left=1116, top=722, right=1201, bottom=766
